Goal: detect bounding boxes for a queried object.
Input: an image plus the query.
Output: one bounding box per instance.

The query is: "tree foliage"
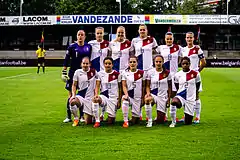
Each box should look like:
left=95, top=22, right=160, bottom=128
left=164, top=0, right=213, bottom=14
left=55, top=0, right=119, bottom=15
left=1, top=0, right=239, bottom=16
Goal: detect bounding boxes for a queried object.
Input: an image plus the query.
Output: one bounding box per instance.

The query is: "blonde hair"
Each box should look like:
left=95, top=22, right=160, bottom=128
left=114, top=26, right=126, bottom=42
left=95, top=27, right=104, bottom=32
left=139, top=24, right=147, bottom=29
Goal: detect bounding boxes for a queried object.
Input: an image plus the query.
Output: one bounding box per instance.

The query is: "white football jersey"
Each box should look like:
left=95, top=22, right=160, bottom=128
left=121, top=69, right=146, bottom=99
left=97, top=70, right=121, bottom=99
left=146, top=68, right=171, bottom=98
left=182, top=45, right=204, bottom=71
left=131, top=36, right=158, bottom=71
left=73, top=68, right=96, bottom=100
left=174, top=70, right=201, bottom=101
left=88, top=40, right=109, bottom=72
left=157, top=44, right=182, bottom=74
left=108, top=39, right=131, bottom=72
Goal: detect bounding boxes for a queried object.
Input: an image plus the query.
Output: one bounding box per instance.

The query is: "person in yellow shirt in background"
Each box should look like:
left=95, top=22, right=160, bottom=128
left=36, top=45, right=46, bottom=74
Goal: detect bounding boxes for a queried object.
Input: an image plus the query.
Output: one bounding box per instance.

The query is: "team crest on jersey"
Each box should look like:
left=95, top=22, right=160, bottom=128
left=91, top=72, right=93, bottom=77
left=105, top=44, right=107, bottom=47
left=191, top=74, right=194, bottom=78
left=174, top=48, right=176, bottom=51
left=138, top=74, right=141, bottom=78
left=147, top=40, right=150, bottom=43
left=163, top=73, right=166, bottom=78
left=193, top=50, right=196, bottom=53
left=112, top=75, right=115, bottom=79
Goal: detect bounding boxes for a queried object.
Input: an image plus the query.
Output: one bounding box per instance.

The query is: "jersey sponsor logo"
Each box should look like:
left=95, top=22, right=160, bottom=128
left=71, top=15, right=133, bottom=24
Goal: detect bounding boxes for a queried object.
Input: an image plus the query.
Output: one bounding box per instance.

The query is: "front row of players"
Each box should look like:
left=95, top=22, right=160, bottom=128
left=68, top=55, right=201, bottom=128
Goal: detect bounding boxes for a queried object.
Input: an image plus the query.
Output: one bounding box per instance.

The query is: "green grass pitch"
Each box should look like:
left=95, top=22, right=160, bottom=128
left=0, top=67, right=240, bottom=160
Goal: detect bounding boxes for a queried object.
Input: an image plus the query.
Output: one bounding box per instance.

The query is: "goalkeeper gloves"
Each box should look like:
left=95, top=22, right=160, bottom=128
left=61, top=69, right=69, bottom=82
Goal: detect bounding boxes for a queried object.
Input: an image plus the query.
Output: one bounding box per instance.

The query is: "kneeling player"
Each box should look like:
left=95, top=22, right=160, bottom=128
left=92, top=57, right=122, bottom=128
left=169, top=57, right=201, bottom=127
left=121, top=56, right=145, bottom=128
left=144, top=55, right=172, bottom=127
left=69, top=57, right=96, bottom=126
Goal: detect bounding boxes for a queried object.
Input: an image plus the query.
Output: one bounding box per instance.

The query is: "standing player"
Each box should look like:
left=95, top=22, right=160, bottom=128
left=36, top=45, right=46, bottom=74
left=92, top=57, right=122, bottom=128
left=121, top=56, right=146, bottom=128
left=62, top=30, right=92, bottom=123
left=156, top=32, right=182, bottom=122
left=144, top=55, right=172, bottom=127
left=88, top=27, right=109, bottom=72
left=182, top=32, right=206, bottom=124
left=170, top=57, right=201, bottom=127
left=108, top=26, right=132, bottom=72
left=69, top=57, right=96, bottom=126
left=130, top=24, right=158, bottom=71
left=131, top=24, right=158, bottom=120
left=88, top=27, right=109, bottom=121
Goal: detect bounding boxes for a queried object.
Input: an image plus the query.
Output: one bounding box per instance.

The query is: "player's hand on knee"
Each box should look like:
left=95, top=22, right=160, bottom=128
left=145, top=93, right=151, bottom=99
left=122, top=95, right=129, bottom=101
left=69, top=96, right=76, bottom=103
left=61, top=69, right=69, bottom=82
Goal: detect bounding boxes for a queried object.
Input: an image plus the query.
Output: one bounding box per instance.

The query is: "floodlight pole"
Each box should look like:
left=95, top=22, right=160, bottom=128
left=120, top=0, right=121, bottom=15
left=116, top=0, right=121, bottom=15
left=20, top=0, right=23, bottom=16
left=226, top=0, right=229, bottom=18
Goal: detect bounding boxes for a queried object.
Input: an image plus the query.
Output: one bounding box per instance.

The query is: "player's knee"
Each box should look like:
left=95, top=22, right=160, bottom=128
left=171, top=97, right=181, bottom=109
left=92, top=97, right=98, bottom=103
left=85, top=115, right=93, bottom=124
left=107, top=115, right=116, bottom=125
left=184, top=113, right=193, bottom=125
left=144, top=97, right=152, bottom=104
left=122, top=96, right=129, bottom=102
left=70, top=104, right=78, bottom=111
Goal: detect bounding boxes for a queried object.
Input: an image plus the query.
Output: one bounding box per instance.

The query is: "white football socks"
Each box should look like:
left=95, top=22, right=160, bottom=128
left=70, top=105, right=78, bottom=119
left=195, top=99, right=201, bottom=119
left=122, top=100, right=129, bottom=122
left=145, top=104, right=152, bottom=122
left=170, top=105, right=176, bottom=124
left=92, top=102, right=100, bottom=122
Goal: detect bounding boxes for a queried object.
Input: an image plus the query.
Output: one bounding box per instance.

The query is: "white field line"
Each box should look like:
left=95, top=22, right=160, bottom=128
left=0, top=73, right=32, bottom=80
left=0, top=70, right=59, bottom=80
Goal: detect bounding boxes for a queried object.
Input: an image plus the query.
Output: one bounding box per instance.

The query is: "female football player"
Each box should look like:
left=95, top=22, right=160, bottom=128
left=69, top=57, right=96, bottom=126
left=144, top=55, right=172, bottom=127
left=169, top=56, right=201, bottom=127
left=121, top=56, right=146, bottom=128
left=108, top=26, right=132, bottom=72
left=92, top=57, right=122, bottom=127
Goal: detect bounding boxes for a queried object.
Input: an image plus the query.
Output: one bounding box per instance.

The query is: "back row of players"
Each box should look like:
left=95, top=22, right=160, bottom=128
left=61, top=24, right=206, bottom=128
